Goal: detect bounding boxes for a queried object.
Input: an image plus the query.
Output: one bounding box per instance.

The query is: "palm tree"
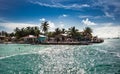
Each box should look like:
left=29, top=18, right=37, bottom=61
left=14, top=27, right=21, bottom=38
left=68, top=26, right=82, bottom=41
left=34, top=27, right=40, bottom=36
left=61, top=28, right=66, bottom=34
left=41, top=21, right=49, bottom=35
left=55, top=28, right=61, bottom=35
left=47, top=32, right=54, bottom=37
left=14, top=27, right=20, bottom=33
left=84, top=27, right=92, bottom=34
left=68, top=26, right=78, bottom=38
left=83, top=27, right=93, bottom=41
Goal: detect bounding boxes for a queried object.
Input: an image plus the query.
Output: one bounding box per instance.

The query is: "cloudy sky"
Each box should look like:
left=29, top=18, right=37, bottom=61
left=0, top=0, right=120, bottom=38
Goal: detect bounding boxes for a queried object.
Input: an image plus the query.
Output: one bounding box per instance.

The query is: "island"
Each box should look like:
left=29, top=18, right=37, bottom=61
left=0, top=21, right=104, bottom=45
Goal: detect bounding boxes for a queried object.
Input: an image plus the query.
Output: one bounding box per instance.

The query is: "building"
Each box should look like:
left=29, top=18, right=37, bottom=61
left=0, top=35, right=5, bottom=43
left=55, top=34, right=68, bottom=42
left=37, top=35, right=47, bottom=43
left=22, top=35, right=37, bottom=43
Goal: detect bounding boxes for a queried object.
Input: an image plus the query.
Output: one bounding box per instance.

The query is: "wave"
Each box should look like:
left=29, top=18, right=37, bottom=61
left=0, top=52, right=37, bottom=60
left=95, top=48, right=108, bottom=53
left=95, top=48, right=120, bottom=58
left=116, top=53, right=120, bottom=58
left=0, top=45, right=87, bottom=74
left=38, top=45, right=72, bottom=54
left=0, top=45, right=73, bottom=60
left=110, top=52, right=120, bottom=58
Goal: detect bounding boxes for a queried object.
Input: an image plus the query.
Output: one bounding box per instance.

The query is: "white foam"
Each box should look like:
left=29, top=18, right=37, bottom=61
left=116, top=53, right=120, bottom=58
left=0, top=46, right=51, bottom=60
left=36, top=45, right=83, bottom=74
left=77, top=68, right=85, bottom=74
left=0, top=52, right=37, bottom=60
left=0, top=45, right=86, bottom=74
left=95, top=48, right=108, bottom=53
left=110, top=52, right=120, bottom=58
left=38, top=45, right=73, bottom=54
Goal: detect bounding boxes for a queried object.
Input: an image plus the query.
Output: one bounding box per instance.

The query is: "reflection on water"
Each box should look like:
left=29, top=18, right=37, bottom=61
left=0, top=39, right=120, bottom=74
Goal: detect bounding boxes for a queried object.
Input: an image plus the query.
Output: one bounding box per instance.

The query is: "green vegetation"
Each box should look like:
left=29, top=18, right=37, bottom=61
left=0, top=21, right=95, bottom=42
left=14, top=26, right=40, bottom=39
left=41, top=21, right=49, bottom=35
left=68, top=26, right=79, bottom=39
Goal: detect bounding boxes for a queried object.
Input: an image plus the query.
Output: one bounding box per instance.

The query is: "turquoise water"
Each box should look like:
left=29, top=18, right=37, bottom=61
left=0, top=39, right=120, bottom=74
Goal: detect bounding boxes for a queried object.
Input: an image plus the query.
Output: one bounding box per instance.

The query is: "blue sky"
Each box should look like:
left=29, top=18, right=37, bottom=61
left=0, top=0, right=120, bottom=38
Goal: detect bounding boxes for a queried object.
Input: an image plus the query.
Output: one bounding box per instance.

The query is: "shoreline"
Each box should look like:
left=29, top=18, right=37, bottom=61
left=39, top=42, right=90, bottom=45
left=0, top=41, right=104, bottom=45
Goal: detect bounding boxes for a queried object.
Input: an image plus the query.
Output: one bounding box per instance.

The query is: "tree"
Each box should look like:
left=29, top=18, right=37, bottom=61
left=41, top=21, right=49, bottom=35
left=34, top=27, right=40, bottom=36
left=14, top=27, right=20, bottom=33
left=84, top=27, right=92, bottom=34
left=68, top=26, right=79, bottom=38
left=61, top=28, right=66, bottom=34
left=47, top=32, right=54, bottom=37
left=14, top=26, right=40, bottom=39
left=54, top=28, right=61, bottom=35
left=83, top=27, right=93, bottom=41
left=14, top=27, right=21, bottom=38
left=10, top=32, right=15, bottom=37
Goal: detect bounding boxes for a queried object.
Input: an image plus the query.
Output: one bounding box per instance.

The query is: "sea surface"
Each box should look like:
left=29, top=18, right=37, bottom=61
left=0, top=39, right=120, bottom=74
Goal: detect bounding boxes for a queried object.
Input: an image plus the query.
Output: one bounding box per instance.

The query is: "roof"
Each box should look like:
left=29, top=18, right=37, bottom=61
left=23, top=35, right=37, bottom=38
left=0, top=35, right=5, bottom=38
left=11, top=36, right=16, bottom=39
left=39, top=35, right=46, bottom=37
left=55, top=33, right=68, bottom=38
left=61, top=34, right=68, bottom=36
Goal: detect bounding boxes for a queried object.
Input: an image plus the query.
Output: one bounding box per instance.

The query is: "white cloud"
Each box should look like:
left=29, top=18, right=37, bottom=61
left=93, top=25, right=120, bottom=38
left=82, top=18, right=96, bottom=26
left=62, top=14, right=67, bottom=17
left=104, top=12, right=115, bottom=20
left=39, top=17, right=65, bottom=31
left=68, top=4, right=90, bottom=8
left=0, top=21, right=62, bottom=32
left=59, top=22, right=64, bottom=28
left=47, top=21, right=65, bottom=31
left=48, top=21, right=56, bottom=31
left=59, top=14, right=68, bottom=18
left=40, top=18, right=46, bottom=21
left=79, top=15, right=102, bottom=19
left=100, top=23, right=113, bottom=26
left=0, top=23, right=38, bottom=32
left=105, top=12, right=112, bottom=17
left=30, top=1, right=90, bottom=9
left=39, top=18, right=56, bottom=31
left=79, top=15, right=92, bottom=18
left=92, top=0, right=120, bottom=19
left=29, top=0, right=120, bottom=20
